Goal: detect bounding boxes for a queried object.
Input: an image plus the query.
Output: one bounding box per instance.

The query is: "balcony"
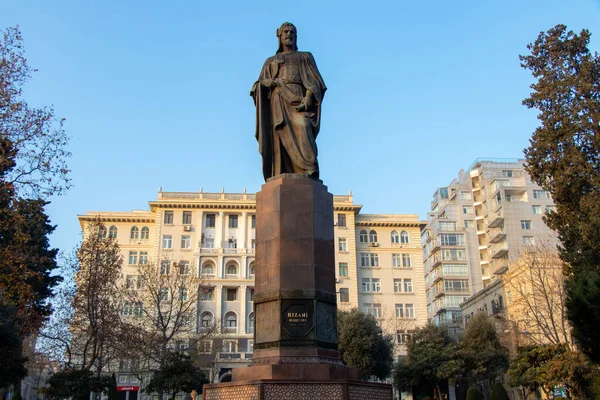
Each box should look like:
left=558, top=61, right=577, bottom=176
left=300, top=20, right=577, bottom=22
left=490, top=245, right=509, bottom=259
left=488, top=213, right=504, bottom=228
left=489, top=230, right=506, bottom=243
left=225, top=274, right=240, bottom=280
left=219, top=353, right=242, bottom=360
left=493, top=264, right=509, bottom=275
left=224, top=248, right=243, bottom=254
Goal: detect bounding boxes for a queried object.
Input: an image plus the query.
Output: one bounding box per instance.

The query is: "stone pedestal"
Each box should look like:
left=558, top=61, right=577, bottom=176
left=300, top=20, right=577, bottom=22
left=203, top=175, right=392, bottom=400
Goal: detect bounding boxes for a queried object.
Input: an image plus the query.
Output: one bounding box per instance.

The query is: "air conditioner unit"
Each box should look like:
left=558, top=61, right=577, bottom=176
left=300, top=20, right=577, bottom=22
left=370, top=242, right=379, bottom=247
left=183, top=225, right=192, bottom=231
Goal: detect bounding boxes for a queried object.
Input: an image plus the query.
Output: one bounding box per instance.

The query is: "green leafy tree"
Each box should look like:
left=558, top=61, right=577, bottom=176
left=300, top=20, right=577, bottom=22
left=42, top=369, right=109, bottom=400
left=521, top=24, right=600, bottom=362
left=393, top=324, right=463, bottom=400
left=145, top=352, right=207, bottom=400
left=459, top=313, right=509, bottom=389
left=337, top=309, right=394, bottom=381
left=508, top=344, right=596, bottom=399
left=0, top=295, right=26, bottom=388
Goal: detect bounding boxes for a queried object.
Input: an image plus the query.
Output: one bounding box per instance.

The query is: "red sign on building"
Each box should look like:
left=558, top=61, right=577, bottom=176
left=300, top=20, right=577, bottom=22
left=116, top=386, right=139, bottom=392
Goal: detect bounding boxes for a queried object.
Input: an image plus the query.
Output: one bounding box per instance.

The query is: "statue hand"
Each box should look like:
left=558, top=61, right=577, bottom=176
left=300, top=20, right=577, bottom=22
left=261, top=79, right=277, bottom=88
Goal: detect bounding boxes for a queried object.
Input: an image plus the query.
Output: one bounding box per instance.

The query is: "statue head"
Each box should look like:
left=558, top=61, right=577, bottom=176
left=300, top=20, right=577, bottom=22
left=276, top=22, right=297, bottom=54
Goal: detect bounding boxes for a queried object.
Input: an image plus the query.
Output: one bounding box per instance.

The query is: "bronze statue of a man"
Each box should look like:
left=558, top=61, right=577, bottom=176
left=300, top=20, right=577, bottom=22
left=251, top=22, right=327, bottom=181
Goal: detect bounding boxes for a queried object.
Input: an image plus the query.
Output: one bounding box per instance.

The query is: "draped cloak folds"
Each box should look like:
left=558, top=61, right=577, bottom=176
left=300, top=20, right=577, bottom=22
left=250, top=51, right=326, bottom=181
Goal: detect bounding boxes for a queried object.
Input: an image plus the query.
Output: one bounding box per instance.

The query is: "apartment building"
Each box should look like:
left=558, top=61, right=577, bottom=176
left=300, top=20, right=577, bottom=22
left=77, top=189, right=427, bottom=389
left=422, top=159, right=557, bottom=329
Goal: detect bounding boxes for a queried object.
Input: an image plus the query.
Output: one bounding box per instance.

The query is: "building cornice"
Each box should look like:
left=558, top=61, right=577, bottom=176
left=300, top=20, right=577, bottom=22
left=355, top=221, right=426, bottom=228
left=78, top=214, right=155, bottom=229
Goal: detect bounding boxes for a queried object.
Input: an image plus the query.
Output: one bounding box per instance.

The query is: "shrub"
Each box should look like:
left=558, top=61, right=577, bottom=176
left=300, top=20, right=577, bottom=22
left=466, top=387, right=484, bottom=400
left=490, top=382, right=509, bottom=400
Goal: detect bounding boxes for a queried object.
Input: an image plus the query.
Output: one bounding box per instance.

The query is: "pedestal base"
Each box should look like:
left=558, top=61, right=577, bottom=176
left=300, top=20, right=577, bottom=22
left=203, top=379, right=393, bottom=400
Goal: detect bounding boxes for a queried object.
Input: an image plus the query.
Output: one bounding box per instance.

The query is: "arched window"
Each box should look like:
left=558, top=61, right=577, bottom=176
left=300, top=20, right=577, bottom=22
left=141, top=226, right=150, bottom=240
left=224, top=312, right=237, bottom=332
left=391, top=230, right=399, bottom=244
left=202, top=263, right=214, bottom=276
left=359, top=230, right=368, bottom=243
left=248, top=312, right=255, bottom=333
left=369, top=230, right=378, bottom=243
left=130, top=226, right=139, bottom=239
left=201, top=312, right=213, bottom=327
left=249, top=263, right=255, bottom=277
left=108, top=226, right=118, bottom=239
left=400, top=230, right=410, bottom=244
left=98, top=226, right=108, bottom=239
left=226, top=263, right=238, bottom=275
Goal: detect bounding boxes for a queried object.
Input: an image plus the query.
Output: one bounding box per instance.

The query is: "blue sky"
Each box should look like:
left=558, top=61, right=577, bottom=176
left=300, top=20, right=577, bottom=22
left=2, top=0, right=600, bottom=254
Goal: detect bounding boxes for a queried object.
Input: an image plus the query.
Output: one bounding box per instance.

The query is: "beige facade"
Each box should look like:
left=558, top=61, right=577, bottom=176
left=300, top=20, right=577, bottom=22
left=77, top=189, right=427, bottom=384
left=422, top=159, right=557, bottom=329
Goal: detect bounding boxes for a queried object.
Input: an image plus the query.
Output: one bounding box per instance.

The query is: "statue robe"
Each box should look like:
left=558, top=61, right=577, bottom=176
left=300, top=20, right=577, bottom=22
left=251, top=51, right=326, bottom=181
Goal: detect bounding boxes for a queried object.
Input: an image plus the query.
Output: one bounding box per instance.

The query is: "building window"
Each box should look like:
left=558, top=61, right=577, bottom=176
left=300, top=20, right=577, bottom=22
left=362, top=303, right=372, bottom=315
left=338, top=237, right=348, bottom=252
left=359, top=230, right=368, bottom=243
left=198, top=340, right=212, bottom=353
left=178, top=287, right=188, bottom=301
left=395, top=304, right=404, bottom=318
left=130, top=226, right=139, bottom=239
left=223, top=339, right=237, bottom=353
left=203, top=237, right=214, bottom=248
left=140, top=226, right=149, bottom=239
left=464, top=220, right=474, bottom=228
left=404, top=279, right=413, bottom=293
left=226, top=288, right=237, bottom=301
left=249, top=263, right=256, bottom=277
left=98, top=226, right=108, bottom=239
left=339, top=288, right=349, bottom=303
left=228, top=238, right=237, bottom=248
left=532, top=205, right=542, bottom=214
left=521, top=220, right=532, bottom=230
left=337, top=214, right=347, bottom=227
left=250, top=288, right=255, bottom=301
left=202, top=263, right=214, bottom=276
left=205, top=214, right=216, bottom=228
left=159, top=288, right=169, bottom=301
left=440, top=233, right=465, bottom=246
left=160, top=261, right=170, bottom=275
left=139, top=251, right=148, bottom=265
left=200, top=287, right=214, bottom=301
left=523, top=236, right=535, bottom=246
left=372, top=278, right=380, bottom=292
left=391, top=231, right=399, bottom=244
left=392, top=254, right=401, bottom=267
left=402, top=253, right=411, bottom=267
left=128, top=251, right=138, bottom=265
left=369, top=230, right=378, bottom=243
left=400, top=230, right=409, bottom=244
left=108, top=226, right=118, bottom=239
left=164, top=211, right=174, bottom=224
left=226, top=264, right=238, bottom=275
left=460, top=191, right=472, bottom=200
left=546, top=205, right=556, bottom=213
left=394, top=279, right=402, bottom=293
left=201, top=312, right=213, bottom=327
left=179, top=261, right=190, bottom=275
left=248, top=313, right=255, bottom=333
left=463, top=206, right=473, bottom=215
left=359, top=253, right=379, bottom=267
left=229, top=215, right=238, bottom=228
left=404, top=304, right=415, bottom=319
left=181, top=235, right=191, bottom=249
left=181, top=211, right=192, bottom=224
left=373, top=304, right=382, bottom=318
left=251, top=215, right=256, bottom=229
left=338, top=262, right=348, bottom=277
left=225, top=313, right=237, bottom=328
left=162, top=235, right=172, bottom=249
left=533, top=190, right=550, bottom=199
